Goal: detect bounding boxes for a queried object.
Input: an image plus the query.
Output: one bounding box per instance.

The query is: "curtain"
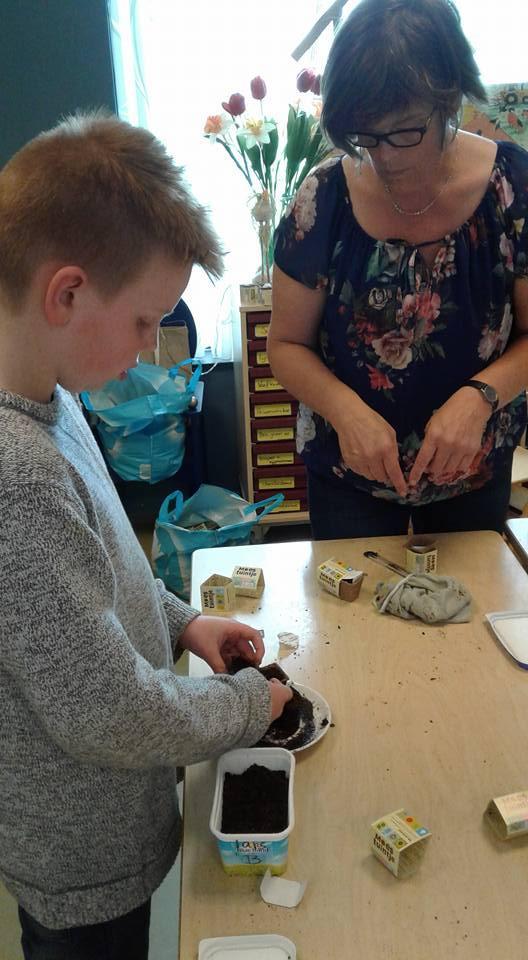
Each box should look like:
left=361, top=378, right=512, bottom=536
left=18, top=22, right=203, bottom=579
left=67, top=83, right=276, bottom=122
left=109, top=0, right=334, bottom=359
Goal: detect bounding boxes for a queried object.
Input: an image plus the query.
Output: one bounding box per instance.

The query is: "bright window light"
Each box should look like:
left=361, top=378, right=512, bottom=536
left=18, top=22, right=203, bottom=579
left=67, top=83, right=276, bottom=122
left=109, top=0, right=528, bottom=358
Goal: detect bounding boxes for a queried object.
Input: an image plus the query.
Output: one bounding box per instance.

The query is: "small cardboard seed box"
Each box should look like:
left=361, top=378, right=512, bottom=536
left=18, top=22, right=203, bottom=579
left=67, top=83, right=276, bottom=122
left=371, top=809, right=431, bottom=878
left=317, top=558, right=364, bottom=602
left=231, top=565, right=265, bottom=598
left=405, top=535, right=438, bottom=574
left=200, top=575, right=236, bottom=614
left=485, top=791, right=528, bottom=839
left=240, top=283, right=272, bottom=307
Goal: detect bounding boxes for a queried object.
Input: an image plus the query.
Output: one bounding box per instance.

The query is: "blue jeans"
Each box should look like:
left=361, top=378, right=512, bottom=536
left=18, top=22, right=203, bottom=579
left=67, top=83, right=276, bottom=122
left=307, top=464, right=513, bottom=541
left=18, top=901, right=150, bottom=960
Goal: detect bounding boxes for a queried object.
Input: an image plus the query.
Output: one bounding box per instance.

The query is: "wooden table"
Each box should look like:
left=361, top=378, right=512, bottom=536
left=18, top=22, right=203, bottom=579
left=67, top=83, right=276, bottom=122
left=181, top=532, right=528, bottom=959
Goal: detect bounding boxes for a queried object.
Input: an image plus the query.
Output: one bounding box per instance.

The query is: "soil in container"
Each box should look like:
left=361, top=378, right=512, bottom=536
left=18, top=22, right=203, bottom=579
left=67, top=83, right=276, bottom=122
left=221, top=764, right=289, bottom=833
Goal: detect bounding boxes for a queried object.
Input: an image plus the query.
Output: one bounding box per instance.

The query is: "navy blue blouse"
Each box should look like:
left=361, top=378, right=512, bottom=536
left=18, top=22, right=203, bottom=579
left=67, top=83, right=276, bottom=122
left=273, top=142, right=528, bottom=506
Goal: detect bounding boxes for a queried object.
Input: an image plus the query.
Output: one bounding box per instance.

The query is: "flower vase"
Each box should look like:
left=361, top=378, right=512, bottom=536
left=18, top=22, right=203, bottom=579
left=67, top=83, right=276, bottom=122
left=251, top=190, right=275, bottom=287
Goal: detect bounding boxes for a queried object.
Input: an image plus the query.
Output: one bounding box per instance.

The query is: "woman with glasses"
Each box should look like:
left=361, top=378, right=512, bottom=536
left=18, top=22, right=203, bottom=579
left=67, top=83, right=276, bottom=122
left=269, top=0, right=528, bottom=539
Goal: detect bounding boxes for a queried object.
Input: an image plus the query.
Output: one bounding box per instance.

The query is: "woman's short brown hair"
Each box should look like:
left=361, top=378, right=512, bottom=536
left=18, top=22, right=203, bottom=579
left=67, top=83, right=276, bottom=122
left=321, top=0, right=487, bottom=153
left=0, top=110, right=223, bottom=310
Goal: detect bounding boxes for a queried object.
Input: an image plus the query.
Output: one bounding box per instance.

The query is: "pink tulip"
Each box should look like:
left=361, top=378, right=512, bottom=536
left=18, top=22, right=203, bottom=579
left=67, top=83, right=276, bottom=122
left=250, top=76, right=267, bottom=100
left=311, top=74, right=321, bottom=95
left=221, top=93, right=246, bottom=117
left=296, top=68, right=316, bottom=93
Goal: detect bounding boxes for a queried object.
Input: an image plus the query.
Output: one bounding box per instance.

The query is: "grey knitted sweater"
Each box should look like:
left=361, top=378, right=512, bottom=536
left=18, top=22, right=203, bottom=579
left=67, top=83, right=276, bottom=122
left=0, top=386, right=271, bottom=928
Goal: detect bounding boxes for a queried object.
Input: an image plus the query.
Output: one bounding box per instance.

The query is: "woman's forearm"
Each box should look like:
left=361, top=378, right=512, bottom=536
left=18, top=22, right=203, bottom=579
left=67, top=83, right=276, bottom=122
left=267, top=340, right=362, bottom=428
left=475, top=334, right=528, bottom=409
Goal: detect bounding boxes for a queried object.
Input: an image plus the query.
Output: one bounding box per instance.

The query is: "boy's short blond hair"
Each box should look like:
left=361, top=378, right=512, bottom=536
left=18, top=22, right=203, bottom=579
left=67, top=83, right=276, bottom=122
left=0, top=110, right=223, bottom=310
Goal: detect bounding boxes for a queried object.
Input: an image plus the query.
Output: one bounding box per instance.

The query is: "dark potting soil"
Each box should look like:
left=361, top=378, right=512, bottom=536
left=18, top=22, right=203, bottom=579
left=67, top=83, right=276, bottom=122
left=228, top=658, right=316, bottom=749
left=221, top=764, right=289, bottom=833
left=228, top=657, right=290, bottom=683
left=257, top=684, right=315, bottom=750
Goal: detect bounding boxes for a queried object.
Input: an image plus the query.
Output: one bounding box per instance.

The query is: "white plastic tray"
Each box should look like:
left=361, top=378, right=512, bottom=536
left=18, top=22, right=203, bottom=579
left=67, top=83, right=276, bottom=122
left=485, top=611, right=528, bottom=669
left=290, top=683, right=332, bottom=752
left=198, top=934, right=296, bottom=959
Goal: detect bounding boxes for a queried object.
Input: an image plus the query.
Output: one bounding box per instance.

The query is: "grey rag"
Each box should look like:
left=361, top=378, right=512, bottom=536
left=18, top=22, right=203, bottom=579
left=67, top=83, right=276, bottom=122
left=373, top=573, right=473, bottom=623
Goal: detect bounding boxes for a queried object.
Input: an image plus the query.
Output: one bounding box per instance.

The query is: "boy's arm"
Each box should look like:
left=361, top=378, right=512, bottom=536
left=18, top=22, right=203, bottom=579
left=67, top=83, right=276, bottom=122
left=154, top=579, right=200, bottom=661
left=1, top=484, right=272, bottom=769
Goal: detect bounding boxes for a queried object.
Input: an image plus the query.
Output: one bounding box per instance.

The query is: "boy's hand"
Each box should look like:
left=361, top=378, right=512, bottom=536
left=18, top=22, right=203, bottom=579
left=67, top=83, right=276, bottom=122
left=269, top=678, right=293, bottom=721
left=179, top=615, right=265, bottom=673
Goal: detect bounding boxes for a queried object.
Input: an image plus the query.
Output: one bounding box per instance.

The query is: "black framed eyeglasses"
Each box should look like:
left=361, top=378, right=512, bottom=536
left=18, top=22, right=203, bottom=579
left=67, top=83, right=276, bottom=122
left=345, top=110, right=435, bottom=150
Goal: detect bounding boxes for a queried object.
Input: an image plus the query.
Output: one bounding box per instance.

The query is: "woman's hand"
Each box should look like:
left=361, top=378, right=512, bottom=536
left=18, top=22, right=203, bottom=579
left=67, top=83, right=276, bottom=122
left=269, top=678, right=293, bottom=721
left=334, top=398, right=408, bottom=496
left=179, top=616, right=265, bottom=674
left=408, top=387, right=491, bottom=487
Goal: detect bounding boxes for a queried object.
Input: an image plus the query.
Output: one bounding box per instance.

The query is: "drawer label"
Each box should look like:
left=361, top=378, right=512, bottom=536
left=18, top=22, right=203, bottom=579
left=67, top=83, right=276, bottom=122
left=258, top=477, right=296, bottom=490
left=255, top=323, right=270, bottom=338
left=257, top=452, right=294, bottom=466
left=256, top=351, right=269, bottom=365
left=271, top=499, right=301, bottom=512
left=255, top=377, right=282, bottom=392
left=256, top=427, right=294, bottom=441
left=254, top=403, right=292, bottom=417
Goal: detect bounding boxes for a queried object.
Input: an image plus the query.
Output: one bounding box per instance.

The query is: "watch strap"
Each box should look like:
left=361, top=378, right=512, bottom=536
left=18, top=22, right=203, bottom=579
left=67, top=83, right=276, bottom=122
left=466, top=379, right=498, bottom=412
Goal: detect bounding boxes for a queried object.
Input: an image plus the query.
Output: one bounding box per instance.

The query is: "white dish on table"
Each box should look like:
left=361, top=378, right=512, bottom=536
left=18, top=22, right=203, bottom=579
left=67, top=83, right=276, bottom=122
left=485, top=611, right=528, bottom=669
left=198, top=933, right=296, bottom=959
left=258, top=682, right=332, bottom=753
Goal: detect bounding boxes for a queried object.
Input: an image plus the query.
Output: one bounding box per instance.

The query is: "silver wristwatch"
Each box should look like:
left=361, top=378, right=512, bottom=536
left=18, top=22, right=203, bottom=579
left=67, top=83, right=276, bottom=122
left=465, top=379, right=499, bottom=413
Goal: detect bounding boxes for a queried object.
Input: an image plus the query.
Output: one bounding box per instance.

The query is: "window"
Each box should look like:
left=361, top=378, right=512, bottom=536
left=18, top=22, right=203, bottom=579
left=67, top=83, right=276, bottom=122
left=109, top=0, right=528, bottom=358
left=109, top=0, right=334, bottom=358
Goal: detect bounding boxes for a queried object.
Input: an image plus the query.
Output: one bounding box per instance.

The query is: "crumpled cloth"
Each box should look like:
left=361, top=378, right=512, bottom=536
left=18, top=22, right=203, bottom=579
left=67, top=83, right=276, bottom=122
left=373, top=573, right=473, bottom=623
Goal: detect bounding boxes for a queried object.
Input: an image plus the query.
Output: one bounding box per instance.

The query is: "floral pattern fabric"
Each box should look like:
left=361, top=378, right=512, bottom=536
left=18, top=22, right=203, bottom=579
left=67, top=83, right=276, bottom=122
left=273, top=142, right=528, bottom=505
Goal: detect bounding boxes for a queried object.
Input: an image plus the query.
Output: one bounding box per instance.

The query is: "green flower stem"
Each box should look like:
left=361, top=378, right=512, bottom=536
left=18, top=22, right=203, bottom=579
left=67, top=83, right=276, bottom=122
left=238, top=139, right=254, bottom=183
left=217, top=138, right=253, bottom=186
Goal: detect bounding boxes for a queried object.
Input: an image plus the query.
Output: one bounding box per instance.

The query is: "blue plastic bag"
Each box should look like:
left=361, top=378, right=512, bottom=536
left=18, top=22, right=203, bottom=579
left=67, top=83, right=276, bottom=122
left=152, top=485, right=284, bottom=600
left=81, top=360, right=201, bottom=483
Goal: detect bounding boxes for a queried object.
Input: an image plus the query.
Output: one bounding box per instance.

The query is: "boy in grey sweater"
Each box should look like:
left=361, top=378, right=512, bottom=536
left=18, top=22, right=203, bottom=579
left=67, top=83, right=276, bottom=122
left=0, top=112, right=291, bottom=959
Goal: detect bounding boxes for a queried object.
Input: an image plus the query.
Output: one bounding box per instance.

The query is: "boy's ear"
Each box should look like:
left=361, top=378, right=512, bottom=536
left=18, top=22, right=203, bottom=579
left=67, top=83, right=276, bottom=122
left=43, top=266, right=89, bottom=327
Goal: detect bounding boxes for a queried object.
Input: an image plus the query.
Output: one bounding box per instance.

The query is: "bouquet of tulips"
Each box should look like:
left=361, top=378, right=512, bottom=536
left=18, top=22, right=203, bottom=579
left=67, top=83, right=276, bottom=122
left=204, top=68, right=330, bottom=220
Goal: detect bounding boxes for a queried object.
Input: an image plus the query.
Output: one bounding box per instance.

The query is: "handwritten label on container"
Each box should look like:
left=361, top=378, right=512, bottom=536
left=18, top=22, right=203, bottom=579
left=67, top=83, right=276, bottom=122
left=256, top=428, right=294, bottom=442
left=271, top=499, right=301, bottom=513
left=258, top=477, right=295, bottom=490
left=257, top=453, right=295, bottom=466
left=255, top=378, right=282, bottom=392
left=254, top=403, right=292, bottom=417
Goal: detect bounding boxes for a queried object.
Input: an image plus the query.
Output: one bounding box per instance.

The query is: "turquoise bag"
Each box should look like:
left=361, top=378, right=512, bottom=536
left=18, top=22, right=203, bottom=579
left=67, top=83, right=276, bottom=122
left=81, top=360, right=201, bottom=483
left=152, top=484, right=284, bottom=600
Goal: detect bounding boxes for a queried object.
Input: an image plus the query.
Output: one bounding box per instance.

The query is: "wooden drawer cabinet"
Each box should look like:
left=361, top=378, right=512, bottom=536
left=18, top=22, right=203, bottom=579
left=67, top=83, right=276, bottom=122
left=233, top=305, right=309, bottom=525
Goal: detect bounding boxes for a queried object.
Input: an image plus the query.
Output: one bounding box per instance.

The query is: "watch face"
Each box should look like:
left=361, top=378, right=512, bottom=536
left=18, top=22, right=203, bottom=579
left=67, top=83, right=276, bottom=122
left=483, top=384, right=498, bottom=408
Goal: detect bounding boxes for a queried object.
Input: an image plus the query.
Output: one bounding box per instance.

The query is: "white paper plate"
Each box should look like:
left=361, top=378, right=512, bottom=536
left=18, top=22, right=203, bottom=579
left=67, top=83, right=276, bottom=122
left=258, top=682, right=332, bottom=753
left=198, top=933, right=296, bottom=959
left=293, top=683, right=332, bottom=752
left=485, top=611, right=528, bottom=669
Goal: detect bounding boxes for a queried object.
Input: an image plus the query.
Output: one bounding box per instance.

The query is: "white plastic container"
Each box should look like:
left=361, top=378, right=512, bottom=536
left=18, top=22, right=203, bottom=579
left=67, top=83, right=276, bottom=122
left=199, top=934, right=296, bottom=959
left=210, top=747, right=295, bottom=876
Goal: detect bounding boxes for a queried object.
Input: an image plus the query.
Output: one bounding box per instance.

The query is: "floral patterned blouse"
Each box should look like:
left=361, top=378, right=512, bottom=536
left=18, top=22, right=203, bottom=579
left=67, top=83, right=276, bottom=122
left=273, top=141, right=528, bottom=506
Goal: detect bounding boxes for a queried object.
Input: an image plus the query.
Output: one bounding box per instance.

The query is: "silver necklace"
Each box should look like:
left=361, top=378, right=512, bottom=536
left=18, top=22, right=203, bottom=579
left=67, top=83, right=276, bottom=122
left=383, top=171, right=453, bottom=217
